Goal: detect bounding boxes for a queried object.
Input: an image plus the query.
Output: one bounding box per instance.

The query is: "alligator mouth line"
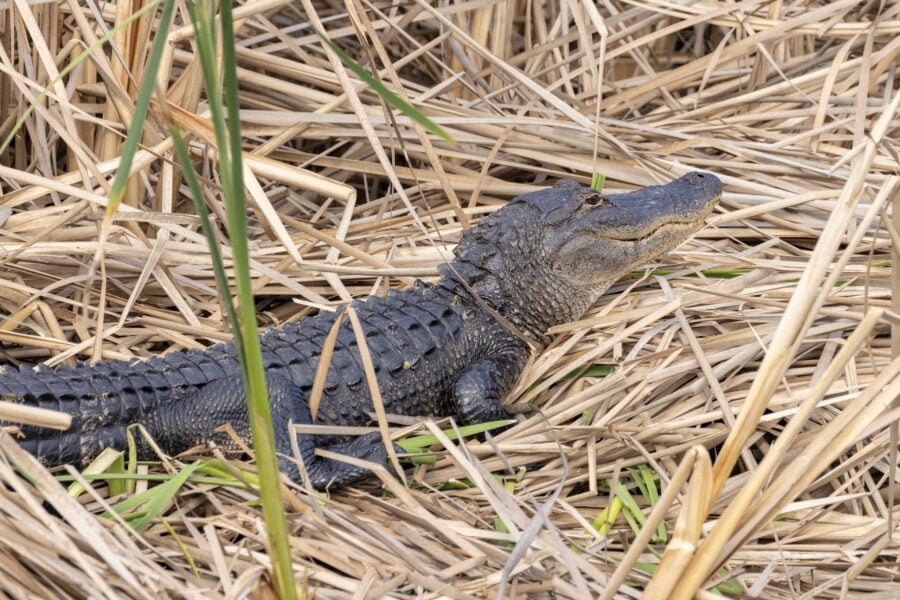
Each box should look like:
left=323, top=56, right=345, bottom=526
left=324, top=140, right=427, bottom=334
left=602, top=218, right=702, bottom=243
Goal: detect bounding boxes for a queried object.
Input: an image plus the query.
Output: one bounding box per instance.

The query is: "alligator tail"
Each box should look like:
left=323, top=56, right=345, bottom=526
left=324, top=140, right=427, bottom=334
left=0, top=345, right=240, bottom=467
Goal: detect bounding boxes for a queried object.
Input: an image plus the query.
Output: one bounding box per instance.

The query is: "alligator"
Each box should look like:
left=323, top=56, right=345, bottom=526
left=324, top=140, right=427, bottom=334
left=1, top=172, right=721, bottom=489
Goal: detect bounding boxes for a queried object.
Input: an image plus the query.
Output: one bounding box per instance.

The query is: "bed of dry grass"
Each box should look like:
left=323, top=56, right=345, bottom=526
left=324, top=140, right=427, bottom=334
left=1, top=0, right=899, bottom=598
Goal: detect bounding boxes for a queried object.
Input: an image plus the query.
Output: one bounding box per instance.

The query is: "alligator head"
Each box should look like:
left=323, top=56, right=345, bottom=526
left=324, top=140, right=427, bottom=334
left=440, top=172, right=721, bottom=341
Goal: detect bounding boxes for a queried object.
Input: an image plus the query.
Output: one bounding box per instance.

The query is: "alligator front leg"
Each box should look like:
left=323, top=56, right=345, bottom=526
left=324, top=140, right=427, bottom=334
left=143, top=375, right=394, bottom=490
left=452, top=349, right=527, bottom=425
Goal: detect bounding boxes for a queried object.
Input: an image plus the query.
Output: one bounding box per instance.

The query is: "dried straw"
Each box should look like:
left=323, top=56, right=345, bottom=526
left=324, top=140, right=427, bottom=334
left=0, top=0, right=899, bottom=597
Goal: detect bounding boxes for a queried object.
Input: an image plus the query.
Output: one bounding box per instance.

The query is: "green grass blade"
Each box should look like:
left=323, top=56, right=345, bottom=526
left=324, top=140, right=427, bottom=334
left=169, top=127, right=240, bottom=330
left=104, top=0, right=177, bottom=215
left=614, top=482, right=647, bottom=534
left=627, top=467, right=649, bottom=499
left=0, top=0, right=165, bottom=157
left=592, top=496, right=623, bottom=534
left=314, top=29, right=453, bottom=143
left=107, top=461, right=207, bottom=531
left=493, top=517, right=515, bottom=548
left=161, top=518, right=200, bottom=577
left=183, top=0, right=233, bottom=200
left=713, top=570, right=743, bottom=596
left=56, top=472, right=249, bottom=487
left=582, top=365, right=615, bottom=378
left=636, top=464, right=667, bottom=542
left=397, top=419, right=515, bottom=452
left=67, top=448, right=125, bottom=497
left=178, top=1, right=296, bottom=596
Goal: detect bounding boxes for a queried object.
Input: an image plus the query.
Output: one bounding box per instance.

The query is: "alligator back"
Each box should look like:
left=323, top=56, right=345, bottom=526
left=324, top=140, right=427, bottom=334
left=2, top=281, right=515, bottom=468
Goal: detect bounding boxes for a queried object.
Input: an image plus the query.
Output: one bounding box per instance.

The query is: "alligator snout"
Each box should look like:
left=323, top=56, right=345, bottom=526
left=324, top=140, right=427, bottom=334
left=680, top=171, right=722, bottom=198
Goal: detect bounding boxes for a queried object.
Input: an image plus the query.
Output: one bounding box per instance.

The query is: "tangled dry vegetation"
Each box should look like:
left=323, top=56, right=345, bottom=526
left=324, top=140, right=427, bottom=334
left=1, top=0, right=900, bottom=598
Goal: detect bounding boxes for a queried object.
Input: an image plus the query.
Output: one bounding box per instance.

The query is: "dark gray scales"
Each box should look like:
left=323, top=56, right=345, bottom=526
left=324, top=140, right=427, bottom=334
left=2, top=173, right=721, bottom=489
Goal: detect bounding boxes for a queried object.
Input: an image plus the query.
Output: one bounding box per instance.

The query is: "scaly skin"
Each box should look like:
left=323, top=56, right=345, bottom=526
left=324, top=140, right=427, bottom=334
left=2, top=173, right=721, bottom=489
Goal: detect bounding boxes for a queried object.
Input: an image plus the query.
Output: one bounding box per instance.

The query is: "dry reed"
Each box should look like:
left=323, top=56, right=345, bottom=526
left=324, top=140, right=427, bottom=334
left=0, top=0, right=899, bottom=597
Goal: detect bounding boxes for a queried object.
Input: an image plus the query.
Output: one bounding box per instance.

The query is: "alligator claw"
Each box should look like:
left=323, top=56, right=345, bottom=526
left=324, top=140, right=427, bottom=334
left=299, top=431, right=405, bottom=491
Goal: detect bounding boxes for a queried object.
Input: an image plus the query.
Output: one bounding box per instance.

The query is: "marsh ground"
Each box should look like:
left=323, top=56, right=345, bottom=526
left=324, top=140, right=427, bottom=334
left=0, top=1, right=899, bottom=597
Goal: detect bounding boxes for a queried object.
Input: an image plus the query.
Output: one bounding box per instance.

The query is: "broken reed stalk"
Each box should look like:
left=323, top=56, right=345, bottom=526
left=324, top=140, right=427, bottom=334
left=894, top=186, right=900, bottom=359
left=599, top=445, right=703, bottom=600
left=0, top=400, right=71, bottom=430
left=892, top=165, right=900, bottom=544
left=665, top=89, right=900, bottom=599
left=1, top=1, right=899, bottom=597
left=641, top=447, right=713, bottom=598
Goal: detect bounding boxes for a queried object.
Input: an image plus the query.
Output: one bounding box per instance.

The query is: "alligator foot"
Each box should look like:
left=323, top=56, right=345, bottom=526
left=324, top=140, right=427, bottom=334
left=142, top=374, right=403, bottom=491
left=283, top=431, right=404, bottom=490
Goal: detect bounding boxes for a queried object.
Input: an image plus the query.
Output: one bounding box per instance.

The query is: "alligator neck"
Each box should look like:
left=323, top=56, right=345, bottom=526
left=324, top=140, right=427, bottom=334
left=437, top=260, right=593, bottom=347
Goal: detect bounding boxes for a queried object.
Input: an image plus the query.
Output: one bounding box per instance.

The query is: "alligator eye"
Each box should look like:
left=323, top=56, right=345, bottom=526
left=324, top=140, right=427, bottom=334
left=580, top=192, right=604, bottom=206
